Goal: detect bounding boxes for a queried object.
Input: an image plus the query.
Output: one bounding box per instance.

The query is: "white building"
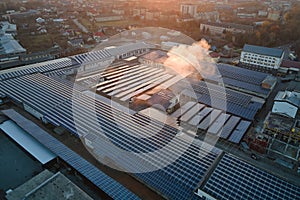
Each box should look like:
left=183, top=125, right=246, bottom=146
left=0, top=31, right=26, bottom=63
left=272, top=91, right=300, bottom=118
left=240, top=44, right=284, bottom=71
left=200, top=22, right=253, bottom=35
left=180, top=4, right=197, bottom=17
left=0, top=21, right=17, bottom=36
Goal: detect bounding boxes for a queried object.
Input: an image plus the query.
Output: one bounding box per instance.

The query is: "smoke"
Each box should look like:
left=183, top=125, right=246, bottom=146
left=163, top=39, right=217, bottom=78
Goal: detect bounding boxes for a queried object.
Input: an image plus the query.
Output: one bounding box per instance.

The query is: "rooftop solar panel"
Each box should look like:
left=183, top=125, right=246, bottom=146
left=180, top=103, right=205, bottom=122
left=0, top=58, right=74, bottom=81
left=171, top=101, right=197, bottom=118
left=207, top=113, right=230, bottom=135
left=218, top=116, right=240, bottom=139
left=198, top=109, right=222, bottom=130
left=2, top=109, right=140, bottom=200
left=228, top=120, right=251, bottom=143
left=189, top=107, right=213, bottom=126
left=203, top=154, right=300, bottom=200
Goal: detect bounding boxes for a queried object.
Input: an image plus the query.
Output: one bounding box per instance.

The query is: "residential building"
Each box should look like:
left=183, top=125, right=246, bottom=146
left=200, top=22, right=254, bottom=35
left=239, top=44, right=284, bottom=72
left=180, top=4, right=197, bottom=17
left=194, top=11, right=219, bottom=21
left=268, top=10, right=281, bottom=21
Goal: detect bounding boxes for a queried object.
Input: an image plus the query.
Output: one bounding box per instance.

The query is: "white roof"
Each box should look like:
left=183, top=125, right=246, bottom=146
left=272, top=101, right=298, bottom=118
left=0, top=120, right=56, bottom=164
left=0, top=33, right=26, bottom=54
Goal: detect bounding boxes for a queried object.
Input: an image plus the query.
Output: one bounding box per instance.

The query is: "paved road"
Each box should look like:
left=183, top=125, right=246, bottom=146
left=73, top=19, right=89, bottom=33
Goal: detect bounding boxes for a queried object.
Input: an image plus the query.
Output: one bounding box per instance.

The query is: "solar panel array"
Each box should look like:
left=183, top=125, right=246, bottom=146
left=0, top=73, right=75, bottom=118
left=215, top=64, right=271, bottom=97
left=174, top=101, right=251, bottom=144
left=188, top=80, right=263, bottom=120
left=95, top=62, right=174, bottom=100
left=134, top=141, right=221, bottom=200
left=105, top=42, right=154, bottom=56
left=203, top=154, right=300, bottom=200
left=0, top=73, right=222, bottom=200
left=228, top=120, right=251, bottom=143
left=191, top=81, right=252, bottom=106
left=71, top=49, right=112, bottom=64
left=43, top=95, right=222, bottom=200
left=2, top=109, right=140, bottom=200
left=0, top=58, right=74, bottom=81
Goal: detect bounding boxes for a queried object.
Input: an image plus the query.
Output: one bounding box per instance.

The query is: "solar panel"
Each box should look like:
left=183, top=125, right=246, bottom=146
left=228, top=120, right=251, bottom=143
left=223, top=77, right=270, bottom=96
left=207, top=113, right=230, bottom=135
left=171, top=101, right=197, bottom=118
left=180, top=103, right=205, bottom=122
left=198, top=109, right=222, bottom=130
left=0, top=58, right=74, bottom=81
left=2, top=109, right=140, bottom=200
left=203, top=154, right=300, bottom=200
left=218, top=116, right=240, bottom=139
left=189, top=107, right=213, bottom=126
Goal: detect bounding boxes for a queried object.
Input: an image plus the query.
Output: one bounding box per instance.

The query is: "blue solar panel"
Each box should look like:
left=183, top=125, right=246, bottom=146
left=228, top=120, right=251, bottom=143
left=190, top=80, right=253, bottom=106
left=222, top=77, right=270, bottom=96
left=0, top=58, right=74, bottom=81
left=218, top=116, right=240, bottom=139
left=0, top=73, right=224, bottom=200
left=216, top=63, right=268, bottom=84
left=2, top=109, right=140, bottom=200
left=203, top=154, right=300, bottom=200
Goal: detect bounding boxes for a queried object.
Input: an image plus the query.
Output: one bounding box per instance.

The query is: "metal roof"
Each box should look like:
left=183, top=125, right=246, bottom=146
left=0, top=120, right=56, bottom=164
left=2, top=109, right=140, bottom=200
left=243, top=44, right=284, bottom=58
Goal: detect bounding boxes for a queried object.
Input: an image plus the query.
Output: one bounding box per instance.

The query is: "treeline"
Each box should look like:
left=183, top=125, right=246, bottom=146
left=234, top=5, right=300, bottom=55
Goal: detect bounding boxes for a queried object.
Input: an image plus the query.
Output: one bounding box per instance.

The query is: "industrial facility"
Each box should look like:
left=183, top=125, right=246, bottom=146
left=0, top=38, right=299, bottom=200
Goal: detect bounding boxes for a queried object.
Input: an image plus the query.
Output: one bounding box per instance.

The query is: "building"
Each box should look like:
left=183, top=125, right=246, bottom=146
left=262, top=90, right=300, bottom=166
left=268, top=10, right=281, bottom=21
left=6, top=170, right=93, bottom=200
left=239, top=44, right=284, bottom=72
left=95, top=15, right=123, bottom=22
left=200, top=22, right=254, bottom=35
left=0, top=31, right=26, bottom=64
left=0, top=21, right=17, bottom=36
left=0, top=40, right=300, bottom=200
left=194, top=11, right=219, bottom=21
left=272, top=90, right=300, bottom=119
left=180, top=4, right=197, bottom=17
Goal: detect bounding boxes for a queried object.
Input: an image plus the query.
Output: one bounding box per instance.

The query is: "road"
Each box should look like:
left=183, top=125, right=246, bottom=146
left=73, top=19, right=89, bottom=33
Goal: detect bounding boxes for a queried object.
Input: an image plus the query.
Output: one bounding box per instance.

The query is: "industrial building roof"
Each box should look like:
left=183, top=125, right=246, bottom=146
left=0, top=120, right=56, bottom=164
left=2, top=109, right=140, bottom=200
left=202, top=154, right=300, bottom=200
left=0, top=73, right=222, bottom=200
left=0, top=33, right=26, bottom=54
left=274, top=90, right=300, bottom=108
left=6, top=170, right=93, bottom=200
left=242, top=44, right=284, bottom=58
